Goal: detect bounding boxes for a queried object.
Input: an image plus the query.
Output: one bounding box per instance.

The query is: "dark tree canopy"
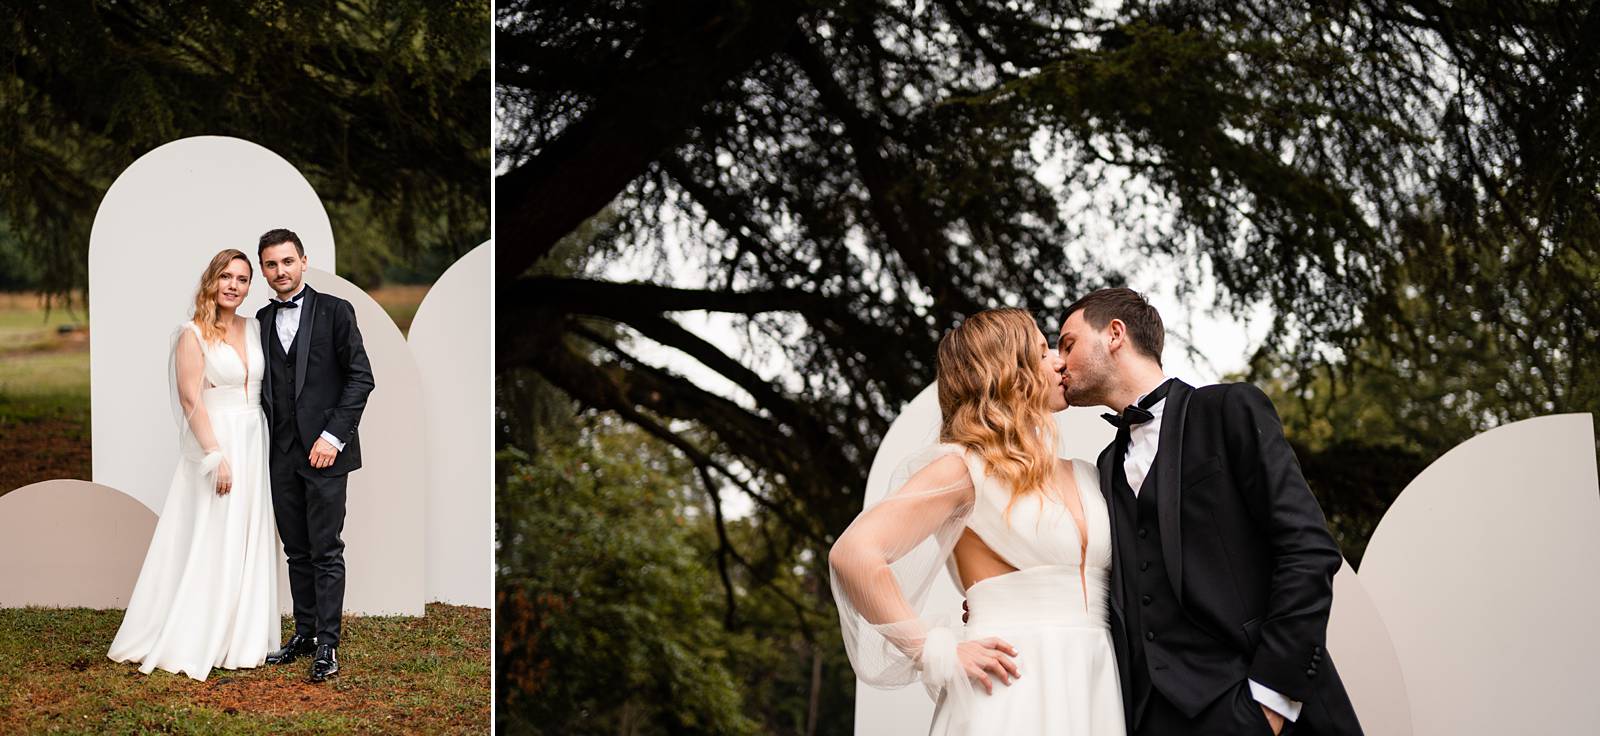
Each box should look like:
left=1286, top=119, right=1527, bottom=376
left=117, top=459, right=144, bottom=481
left=498, top=1, right=1599, bottom=730
left=1, top=0, right=490, bottom=293
left=500, top=0, right=1598, bottom=534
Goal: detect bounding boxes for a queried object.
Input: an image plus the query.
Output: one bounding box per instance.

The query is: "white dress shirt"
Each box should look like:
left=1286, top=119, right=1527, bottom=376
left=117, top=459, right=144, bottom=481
left=1120, top=377, right=1301, bottom=723
left=272, top=286, right=345, bottom=452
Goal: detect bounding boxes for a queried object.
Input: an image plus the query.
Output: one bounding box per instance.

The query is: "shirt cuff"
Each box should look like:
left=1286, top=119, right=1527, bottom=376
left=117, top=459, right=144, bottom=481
left=319, top=430, right=346, bottom=452
left=1249, top=679, right=1302, bottom=722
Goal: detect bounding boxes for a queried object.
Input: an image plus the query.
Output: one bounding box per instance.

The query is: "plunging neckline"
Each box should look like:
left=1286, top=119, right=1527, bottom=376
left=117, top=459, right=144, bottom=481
left=1051, top=460, right=1093, bottom=609
left=219, top=317, right=250, bottom=392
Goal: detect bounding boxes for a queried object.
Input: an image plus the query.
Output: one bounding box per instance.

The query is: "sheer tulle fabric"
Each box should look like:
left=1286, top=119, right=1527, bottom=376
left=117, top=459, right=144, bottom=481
left=829, top=444, right=982, bottom=723
left=108, top=319, right=280, bottom=681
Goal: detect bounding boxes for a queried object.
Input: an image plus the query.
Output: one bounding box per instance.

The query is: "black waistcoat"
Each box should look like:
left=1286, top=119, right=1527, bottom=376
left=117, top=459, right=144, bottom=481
left=1111, top=451, right=1216, bottom=724
left=268, top=329, right=299, bottom=452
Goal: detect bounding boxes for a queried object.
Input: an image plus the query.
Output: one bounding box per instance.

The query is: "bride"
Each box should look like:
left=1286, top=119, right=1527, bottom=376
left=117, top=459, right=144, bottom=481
left=829, top=308, right=1123, bottom=735
left=107, top=248, right=280, bottom=681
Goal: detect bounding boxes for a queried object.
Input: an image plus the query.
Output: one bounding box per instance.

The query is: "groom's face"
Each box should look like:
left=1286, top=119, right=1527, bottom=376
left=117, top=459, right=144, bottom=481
left=260, top=243, right=307, bottom=296
left=1058, top=311, right=1114, bottom=407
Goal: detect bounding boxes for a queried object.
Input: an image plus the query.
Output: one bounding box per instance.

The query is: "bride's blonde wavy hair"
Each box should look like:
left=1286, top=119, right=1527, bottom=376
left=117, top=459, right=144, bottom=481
left=192, top=249, right=252, bottom=343
left=937, top=308, right=1059, bottom=510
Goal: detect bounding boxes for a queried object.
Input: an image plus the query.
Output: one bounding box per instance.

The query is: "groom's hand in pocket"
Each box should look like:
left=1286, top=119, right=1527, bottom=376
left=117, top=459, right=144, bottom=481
left=308, top=437, right=339, bottom=469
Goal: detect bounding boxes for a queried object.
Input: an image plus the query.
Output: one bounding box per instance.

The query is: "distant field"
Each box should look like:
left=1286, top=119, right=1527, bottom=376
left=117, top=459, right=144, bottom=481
left=0, top=287, right=430, bottom=492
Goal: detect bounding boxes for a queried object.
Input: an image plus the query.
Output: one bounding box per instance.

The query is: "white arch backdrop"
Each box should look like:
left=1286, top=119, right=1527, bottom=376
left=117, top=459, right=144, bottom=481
left=853, top=383, right=1597, bottom=736
left=88, top=136, right=336, bottom=513
left=408, top=242, right=493, bottom=606
left=0, top=136, right=490, bottom=615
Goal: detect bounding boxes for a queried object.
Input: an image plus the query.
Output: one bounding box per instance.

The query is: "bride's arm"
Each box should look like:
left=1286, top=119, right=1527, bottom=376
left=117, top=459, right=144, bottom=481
left=174, top=330, right=226, bottom=478
left=828, top=454, right=972, bottom=624
left=828, top=453, right=1019, bottom=695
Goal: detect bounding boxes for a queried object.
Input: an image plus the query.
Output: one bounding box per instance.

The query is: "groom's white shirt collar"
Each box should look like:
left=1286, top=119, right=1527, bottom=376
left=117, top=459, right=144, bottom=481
left=1134, top=375, right=1169, bottom=407
left=1122, top=373, right=1169, bottom=497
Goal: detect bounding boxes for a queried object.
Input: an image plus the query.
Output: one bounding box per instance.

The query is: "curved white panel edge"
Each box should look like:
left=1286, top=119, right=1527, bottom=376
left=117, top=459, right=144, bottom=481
left=1327, top=561, right=1412, bottom=736
left=407, top=241, right=492, bottom=607
left=88, top=135, right=336, bottom=514
left=1357, top=413, right=1599, bottom=735
left=0, top=480, right=157, bottom=608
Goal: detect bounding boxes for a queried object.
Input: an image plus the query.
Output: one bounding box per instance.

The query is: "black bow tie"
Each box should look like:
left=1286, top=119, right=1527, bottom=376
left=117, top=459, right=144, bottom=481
left=1102, top=404, right=1155, bottom=430
left=1101, top=378, right=1176, bottom=430
left=274, top=294, right=304, bottom=309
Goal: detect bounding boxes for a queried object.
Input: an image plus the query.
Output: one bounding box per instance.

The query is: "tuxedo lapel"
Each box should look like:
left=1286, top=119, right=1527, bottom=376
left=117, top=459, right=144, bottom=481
left=258, top=307, right=275, bottom=405
left=1096, top=443, right=1125, bottom=624
left=1154, top=379, right=1193, bottom=602
left=293, top=285, right=316, bottom=399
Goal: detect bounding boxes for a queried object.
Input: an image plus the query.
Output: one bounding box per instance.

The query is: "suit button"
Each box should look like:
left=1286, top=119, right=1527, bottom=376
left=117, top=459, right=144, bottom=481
left=1140, top=595, right=1152, bottom=606
left=1306, top=668, right=1317, bottom=678
left=1138, top=528, right=1149, bottom=539
left=1312, top=653, right=1322, bottom=662
left=1314, top=645, right=1323, bottom=655
left=1145, top=631, right=1156, bottom=641
left=1139, top=561, right=1150, bottom=572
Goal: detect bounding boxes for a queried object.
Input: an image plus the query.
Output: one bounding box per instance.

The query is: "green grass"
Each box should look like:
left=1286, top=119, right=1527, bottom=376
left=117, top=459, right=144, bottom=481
left=0, top=351, right=90, bottom=404
left=0, top=603, right=489, bottom=734
left=0, top=295, right=93, bottom=489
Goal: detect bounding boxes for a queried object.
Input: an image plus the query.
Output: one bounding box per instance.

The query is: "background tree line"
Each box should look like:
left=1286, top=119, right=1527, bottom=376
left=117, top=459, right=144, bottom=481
left=498, top=1, right=1598, bottom=733
left=0, top=0, right=490, bottom=296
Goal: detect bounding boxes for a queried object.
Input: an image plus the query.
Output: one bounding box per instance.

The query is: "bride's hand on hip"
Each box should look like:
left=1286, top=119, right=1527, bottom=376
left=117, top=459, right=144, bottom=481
left=959, top=637, right=1020, bottom=693
left=214, top=457, right=233, bottom=496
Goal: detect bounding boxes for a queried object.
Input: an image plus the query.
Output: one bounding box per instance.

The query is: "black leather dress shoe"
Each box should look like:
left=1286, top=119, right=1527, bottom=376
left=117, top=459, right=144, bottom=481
left=309, top=644, right=339, bottom=682
left=265, top=634, right=317, bottom=665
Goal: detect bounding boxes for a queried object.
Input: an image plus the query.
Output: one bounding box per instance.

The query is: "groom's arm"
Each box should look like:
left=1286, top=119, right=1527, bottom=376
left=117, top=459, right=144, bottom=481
left=322, top=299, right=375, bottom=445
left=1223, top=382, right=1343, bottom=706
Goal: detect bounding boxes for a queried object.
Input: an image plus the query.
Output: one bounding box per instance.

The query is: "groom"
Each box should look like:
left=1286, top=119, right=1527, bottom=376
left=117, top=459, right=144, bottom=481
left=255, top=229, right=375, bottom=683
left=1058, top=288, right=1362, bottom=735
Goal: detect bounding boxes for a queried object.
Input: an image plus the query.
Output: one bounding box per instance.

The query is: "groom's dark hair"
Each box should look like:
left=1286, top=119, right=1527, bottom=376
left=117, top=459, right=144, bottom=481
left=257, top=228, right=304, bottom=258
left=1063, top=287, right=1164, bottom=365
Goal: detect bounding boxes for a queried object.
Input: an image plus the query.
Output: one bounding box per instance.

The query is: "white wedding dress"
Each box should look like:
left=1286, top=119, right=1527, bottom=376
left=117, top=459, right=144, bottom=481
left=107, top=318, right=280, bottom=681
left=831, top=444, right=1124, bottom=735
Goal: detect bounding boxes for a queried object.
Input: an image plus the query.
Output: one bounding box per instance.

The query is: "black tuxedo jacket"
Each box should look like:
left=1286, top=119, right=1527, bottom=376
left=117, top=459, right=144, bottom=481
left=1097, top=379, right=1362, bottom=734
left=256, top=285, right=375, bottom=477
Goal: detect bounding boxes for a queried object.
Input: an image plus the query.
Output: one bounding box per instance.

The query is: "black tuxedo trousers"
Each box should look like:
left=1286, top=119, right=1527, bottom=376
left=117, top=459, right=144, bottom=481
left=269, top=432, right=348, bottom=647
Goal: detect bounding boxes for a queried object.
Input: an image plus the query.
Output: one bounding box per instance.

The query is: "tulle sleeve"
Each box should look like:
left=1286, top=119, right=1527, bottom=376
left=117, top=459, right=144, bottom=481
left=828, top=443, right=980, bottom=717
left=169, top=322, right=224, bottom=474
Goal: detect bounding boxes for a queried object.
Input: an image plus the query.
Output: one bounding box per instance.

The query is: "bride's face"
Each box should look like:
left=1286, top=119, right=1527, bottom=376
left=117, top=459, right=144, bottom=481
left=1034, top=328, right=1068, bottom=412
left=215, top=258, right=251, bottom=311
